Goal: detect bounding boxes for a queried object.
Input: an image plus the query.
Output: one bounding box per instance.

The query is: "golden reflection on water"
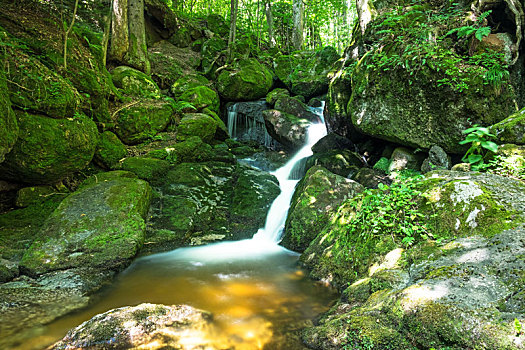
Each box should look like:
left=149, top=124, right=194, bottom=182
left=14, top=245, right=337, bottom=350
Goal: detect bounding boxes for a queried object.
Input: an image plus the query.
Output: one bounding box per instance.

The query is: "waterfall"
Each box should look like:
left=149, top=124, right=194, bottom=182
left=252, top=119, right=327, bottom=243
left=226, top=101, right=275, bottom=148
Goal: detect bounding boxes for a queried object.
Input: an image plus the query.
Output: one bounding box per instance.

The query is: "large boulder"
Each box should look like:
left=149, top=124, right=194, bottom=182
left=274, top=47, right=340, bottom=100
left=0, top=111, right=98, bottom=184
left=274, top=96, right=320, bottom=122
left=177, top=86, right=220, bottom=114
left=263, top=109, right=311, bottom=150
left=490, top=107, right=525, bottom=145
left=0, top=64, right=18, bottom=163
left=171, top=74, right=211, bottom=97
left=93, top=131, right=128, bottom=170
left=216, top=58, right=273, bottom=101
left=176, top=113, right=218, bottom=143
left=4, top=49, right=80, bottom=118
left=111, top=66, right=160, bottom=98
left=148, top=40, right=202, bottom=89
left=114, top=99, right=174, bottom=144
left=51, top=304, right=216, bottom=350
left=282, top=166, right=364, bottom=252
left=20, top=172, right=152, bottom=276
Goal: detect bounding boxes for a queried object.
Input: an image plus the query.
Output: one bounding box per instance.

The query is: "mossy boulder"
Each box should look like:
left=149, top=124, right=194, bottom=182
left=206, top=14, right=229, bottom=36
left=50, top=304, right=214, bottom=350
left=4, top=50, right=80, bottom=118
left=114, top=100, right=174, bottom=145
left=388, top=147, right=425, bottom=173
left=121, top=157, right=171, bottom=182
left=0, top=111, right=98, bottom=184
left=171, top=74, right=211, bottom=97
left=201, top=37, right=227, bottom=76
left=177, top=86, right=220, bottom=114
left=274, top=47, right=340, bottom=100
left=266, top=88, right=290, bottom=106
left=490, top=108, right=525, bottom=145
left=93, top=131, right=128, bottom=170
left=15, top=186, right=56, bottom=208
left=417, top=170, right=525, bottom=237
left=148, top=40, right=202, bottom=89
left=306, top=150, right=363, bottom=177
left=274, top=96, right=320, bottom=122
left=111, top=66, right=160, bottom=98
left=347, top=68, right=515, bottom=154
left=169, top=27, right=191, bottom=48
left=20, top=173, right=152, bottom=276
left=216, top=59, right=273, bottom=101
left=282, top=166, right=364, bottom=252
left=171, top=136, right=213, bottom=163
left=263, top=109, right=311, bottom=150
left=176, top=113, right=218, bottom=143
left=0, top=64, right=18, bottom=163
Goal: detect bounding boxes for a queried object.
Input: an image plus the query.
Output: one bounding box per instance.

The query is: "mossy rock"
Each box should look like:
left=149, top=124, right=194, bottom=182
left=282, top=166, right=364, bottom=252
left=274, top=96, right=319, bottom=121
left=274, top=47, right=340, bottom=99
left=15, top=186, right=56, bottom=208
left=306, top=150, right=364, bottom=177
left=230, top=165, right=280, bottom=237
left=114, top=100, right=174, bottom=145
left=5, top=49, right=80, bottom=118
left=206, top=14, right=229, bottom=36
left=262, top=109, right=311, bottom=150
left=171, top=136, right=213, bottom=163
left=20, top=173, right=152, bottom=276
left=177, top=86, right=220, bottom=114
left=111, top=66, right=160, bottom=98
left=121, top=157, right=171, bottom=182
left=94, top=131, right=128, bottom=170
left=169, top=27, right=191, bottom=48
left=0, top=111, right=98, bottom=184
left=417, top=170, right=525, bottom=237
left=216, top=58, right=273, bottom=101
left=0, top=63, right=18, bottom=163
left=176, top=113, right=218, bottom=143
left=490, top=108, right=525, bottom=145
left=266, top=88, right=290, bottom=106
left=171, top=74, right=211, bottom=97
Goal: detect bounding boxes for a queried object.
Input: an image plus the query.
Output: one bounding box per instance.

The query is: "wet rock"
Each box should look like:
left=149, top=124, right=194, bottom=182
left=306, top=150, right=363, bottom=177
left=20, top=172, right=152, bottom=276
left=421, top=145, right=451, bottom=173
left=111, top=66, right=160, bottom=98
left=311, top=133, right=355, bottom=154
left=266, top=88, right=290, bottom=106
left=217, top=58, right=273, bottom=101
left=93, top=131, right=128, bottom=170
left=0, top=111, right=98, bottom=184
left=50, top=303, right=214, bottom=350
left=0, top=258, right=18, bottom=282
left=114, top=99, right=174, bottom=145
left=0, top=268, right=114, bottom=350
left=274, top=96, right=320, bottom=122
left=282, top=166, right=364, bottom=252
left=263, top=109, right=311, bottom=150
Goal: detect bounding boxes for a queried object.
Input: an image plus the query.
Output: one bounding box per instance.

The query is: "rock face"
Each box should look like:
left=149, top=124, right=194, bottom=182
left=282, top=166, right=364, bottom=252
left=217, top=58, right=273, bottom=101
left=147, top=162, right=280, bottom=249
left=274, top=47, right=340, bottom=99
left=490, top=108, right=525, bottom=145
left=111, top=66, right=160, bottom=97
left=263, top=109, right=311, bottom=150
left=114, top=99, right=174, bottom=144
left=299, top=171, right=525, bottom=350
left=51, top=304, right=214, bottom=350
left=20, top=172, right=152, bottom=276
left=0, top=111, right=98, bottom=184
left=0, top=65, right=18, bottom=163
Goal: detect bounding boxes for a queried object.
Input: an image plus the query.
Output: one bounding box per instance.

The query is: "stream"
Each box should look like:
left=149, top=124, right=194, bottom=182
left=18, top=106, right=337, bottom=349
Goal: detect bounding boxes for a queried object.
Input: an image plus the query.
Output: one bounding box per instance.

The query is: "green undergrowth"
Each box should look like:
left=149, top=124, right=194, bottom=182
left=350, top=1, right=509, bottom=93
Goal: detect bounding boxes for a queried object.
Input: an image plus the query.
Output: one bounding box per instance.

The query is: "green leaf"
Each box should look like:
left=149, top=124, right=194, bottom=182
left=467, top=154, right=483, bottom=163
left=481, top=141, right=498, bottom=153
left=475, top=27, right=491, bottom=41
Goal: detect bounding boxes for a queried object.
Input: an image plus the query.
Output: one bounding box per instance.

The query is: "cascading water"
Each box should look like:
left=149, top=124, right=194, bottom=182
left=227, top=101, right=275, bottom=149
left=28, top=104, right=334, bottom=350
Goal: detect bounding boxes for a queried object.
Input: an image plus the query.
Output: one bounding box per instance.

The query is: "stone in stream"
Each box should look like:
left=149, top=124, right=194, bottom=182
left=50, top=304, right=215, bottom=350
left=262, top=109, right=311, bottom=150
left=20, top=171, right=152, bottom=276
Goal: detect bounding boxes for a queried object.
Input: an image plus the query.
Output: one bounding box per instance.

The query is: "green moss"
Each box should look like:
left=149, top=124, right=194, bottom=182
left=15, top=186, right=56, bottom=208
left=111, top=66, right=160, bottom=98
left=171, top=74, right=211, bottom=97
left=0, top=111, right=98, bottom=184
left=0, top=62, right=18, bottom=163
left=490, top=108, right=525, bottom=145
left=121, top=157, right=171, bottom=182
left=177, top=86, right=220, bottom=114
left=266, top=88, right=290, bottom=106
left=176, top=113, right=218, bottom=143
left=171, top=136, right=213, bottom=163
left=94, top=131, right=128, bottom=169
left=374, top=157, right=391, bottom=174
left=216, top=58, right=273, bottom=101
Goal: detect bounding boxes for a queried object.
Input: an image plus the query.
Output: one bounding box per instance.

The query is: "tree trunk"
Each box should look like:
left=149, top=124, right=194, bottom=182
left=109, top=0, right=129, bottom=62
left=227, top=0, right=238, bottom=61
left=63, top=0, right=79, bottom=69
left=102, top=0, right=113, bottom=66
left=356, top=0, right=376, bottom=35
left=265, top=0, right=275, bottom=48
left=292, top=0, right=304, bottom=50
left=126, top=0, right=150, bottom=73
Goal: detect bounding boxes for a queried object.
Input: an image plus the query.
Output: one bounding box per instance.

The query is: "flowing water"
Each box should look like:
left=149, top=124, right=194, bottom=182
left=19, top=107, right=337, bottom=349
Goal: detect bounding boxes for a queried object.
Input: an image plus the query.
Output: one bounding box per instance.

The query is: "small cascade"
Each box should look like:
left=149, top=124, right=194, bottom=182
left=226, top=101, right=275, bottom=148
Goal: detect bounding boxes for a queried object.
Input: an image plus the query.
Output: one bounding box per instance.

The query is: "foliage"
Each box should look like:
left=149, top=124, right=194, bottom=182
left=357, top=2, right=508, bottom=93
left=343, top=327, right=375, bottom=350
left=515, top=318, right=523, bottom=336
left=459, top=125, right=498, bottom=171
left=342, top=172, right=431, bottom=250
left=487, top=154, right=525, bottom=181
